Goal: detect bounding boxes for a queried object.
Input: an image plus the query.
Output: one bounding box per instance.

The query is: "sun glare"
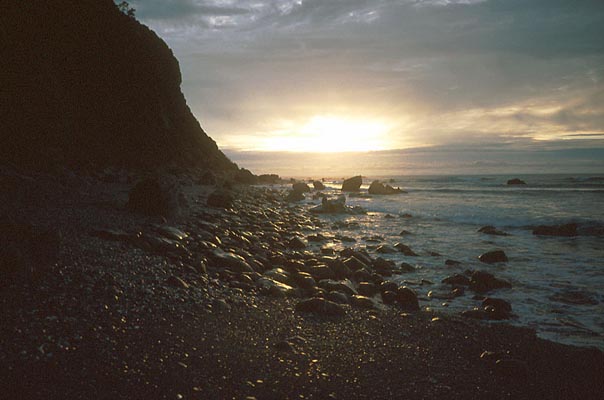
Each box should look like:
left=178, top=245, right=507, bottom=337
left=257, top=115, right=392, bottom=152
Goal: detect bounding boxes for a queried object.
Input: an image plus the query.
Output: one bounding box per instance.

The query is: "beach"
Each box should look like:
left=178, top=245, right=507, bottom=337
left=1, top=168, right=602, bottom=399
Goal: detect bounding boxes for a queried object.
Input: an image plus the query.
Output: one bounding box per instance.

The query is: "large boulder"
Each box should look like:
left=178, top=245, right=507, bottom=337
left=128, top=177, right=186, bottom=217
left=395, top=286, right=420, bottom=311
left=310, top=195, right=347, bottom=214
left=368, top=181, right=404, bottom=195
left=341, top=176, right=362, bottom=192
left=292, top=182, right=311, bottom=193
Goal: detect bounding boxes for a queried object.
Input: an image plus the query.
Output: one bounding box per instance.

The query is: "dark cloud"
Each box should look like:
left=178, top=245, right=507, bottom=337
left=132, top=0, right=250, bottom=20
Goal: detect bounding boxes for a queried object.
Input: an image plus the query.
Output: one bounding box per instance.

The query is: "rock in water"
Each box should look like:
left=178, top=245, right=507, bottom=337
left=368, top=181, right=404, bottom=195
left=479, top=250, right=508, bottom=264
left=532, top=223, right=578, bottom=237
left=310, top=195, right=348, bottom=213
left=128, top=177, right=185, bottom=216
left=292, top=182, right=311, bottom=193
left=286, top=190, right=305, bottom=202
left=507, top=178, right=526, bottom=185
left=313, top=181, right=326, bottom=190
left=470, top=271, right=512, bottom=293
left=341, top=176, right=362, bottom=192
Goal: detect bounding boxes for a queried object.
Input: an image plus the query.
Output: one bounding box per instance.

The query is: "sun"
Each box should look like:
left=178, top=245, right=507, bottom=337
left=257, top=115, right=392, bottom=152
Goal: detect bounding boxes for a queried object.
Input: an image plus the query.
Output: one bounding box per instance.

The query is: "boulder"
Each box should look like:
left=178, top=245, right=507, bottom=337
left=368, top=180, right=404, bottom=195
left=479, top=250, right=508, bottom=264
left=341, top=175, right=362, bottom=192
left=286, top=190, right=305, bottom=202
left=128, top=177, right=186, bottom=216
left=357, top=282, right=378, bottom=297
left=287, top=237, right=307, bottom=250
left=470, top=271, right=512, bottom=293
left=394, top=243, right=418, bottom=256
left=532, top=223, right=578, bottom=237
left=507, top=178, right=526, bottom=185
left=257, top=277, right=298, bottom=298
left=310, top=195, right=347, bottom=214
left=292, top=182, right=311, bottom=193
left=442, top=274, right=470, bottom=286
left=295, top=298, right=346, bottom=316
left=313, top=181, right=326, bottom=190
left=482, top=297, right=512, bottom=319
left=211, top=250, right=254, bottom=273
left=395, top=286, right=420, bottom=311
left=376, top=244, right=397, bottom=254
left=207, top=189, right=234, bottom=208
left=351, top=295, right=380, bottom=310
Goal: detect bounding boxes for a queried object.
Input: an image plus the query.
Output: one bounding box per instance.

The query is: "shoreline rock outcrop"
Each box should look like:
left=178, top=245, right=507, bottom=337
left=1, top=0, right=236, bottom=172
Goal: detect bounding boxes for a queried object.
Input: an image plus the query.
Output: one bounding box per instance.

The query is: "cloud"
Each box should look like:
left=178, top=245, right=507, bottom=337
left=132, top=0, right=604, bottom=153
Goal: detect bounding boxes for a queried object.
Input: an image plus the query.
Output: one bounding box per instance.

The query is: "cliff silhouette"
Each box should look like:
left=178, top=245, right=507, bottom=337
left=0, top=0, right=236, bottom=171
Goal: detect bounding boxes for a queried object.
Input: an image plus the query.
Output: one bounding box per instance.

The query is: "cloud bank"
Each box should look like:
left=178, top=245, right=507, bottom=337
left=131, top=0, right=604, bottom=160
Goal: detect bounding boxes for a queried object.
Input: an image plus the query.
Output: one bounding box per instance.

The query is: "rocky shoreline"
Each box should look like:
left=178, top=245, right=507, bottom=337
left=1, top=168, right=603, bottom=399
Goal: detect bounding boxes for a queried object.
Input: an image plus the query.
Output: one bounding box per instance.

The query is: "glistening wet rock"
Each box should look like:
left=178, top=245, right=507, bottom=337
left=295, top=298, right=346, bottom=316
left=479, top=250, right=508, bottom=264
left=470, top=271, right=512, bottom=293
left=341, top=175, right=362, bottom=192
left=395, top=286, right=420, bottom=311
left=368, top=181, right=405, bottom=195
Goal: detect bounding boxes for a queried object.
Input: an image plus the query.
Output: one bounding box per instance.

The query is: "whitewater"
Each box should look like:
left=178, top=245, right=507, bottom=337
left=298, top=174, right=604, bottom=349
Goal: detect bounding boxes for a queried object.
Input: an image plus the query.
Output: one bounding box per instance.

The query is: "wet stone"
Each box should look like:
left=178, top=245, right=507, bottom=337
left=396, top=286, right=420, bottom=311
left=295, top=298, right=346, bottom=316
left=357, top=282, right=378, bottom=297
left=479, top=250, right=508, bottom=264
left=351, top=295, right=380, bottom=310
left=442, top=274, right=470, bottom=286
left=326, top=291, right=350, bottom=304
left=470, top=271, right=512, bottom=293
left=287, top=237, right=307, bottom=250
left=394, top=243, right=418, bottom=256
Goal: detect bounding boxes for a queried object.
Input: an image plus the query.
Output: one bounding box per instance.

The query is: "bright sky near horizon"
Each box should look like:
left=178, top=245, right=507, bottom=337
left=131, top=0, right=604, bottom=155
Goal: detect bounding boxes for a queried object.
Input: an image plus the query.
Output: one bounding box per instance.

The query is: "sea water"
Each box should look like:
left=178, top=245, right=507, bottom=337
left=300, top=174, right=604, bottom=349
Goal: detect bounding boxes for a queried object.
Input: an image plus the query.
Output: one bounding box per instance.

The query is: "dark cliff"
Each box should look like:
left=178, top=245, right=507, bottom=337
left=0, top=0, right=237, bottom=171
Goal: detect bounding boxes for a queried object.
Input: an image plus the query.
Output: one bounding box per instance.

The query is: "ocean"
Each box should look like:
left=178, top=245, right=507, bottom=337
left=294, top=174, right=604, bottom=349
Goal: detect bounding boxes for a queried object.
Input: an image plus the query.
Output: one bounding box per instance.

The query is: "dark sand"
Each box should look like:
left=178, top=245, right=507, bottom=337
left=1, top=169, right=603, bottom=399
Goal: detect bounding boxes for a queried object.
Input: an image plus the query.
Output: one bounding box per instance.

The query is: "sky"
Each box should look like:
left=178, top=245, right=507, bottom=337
left=130, top=0, right=604, bottom=174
